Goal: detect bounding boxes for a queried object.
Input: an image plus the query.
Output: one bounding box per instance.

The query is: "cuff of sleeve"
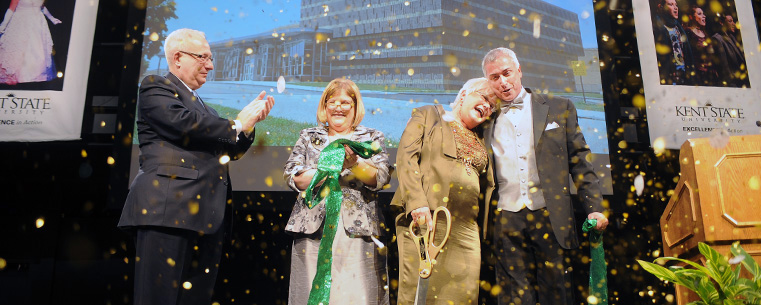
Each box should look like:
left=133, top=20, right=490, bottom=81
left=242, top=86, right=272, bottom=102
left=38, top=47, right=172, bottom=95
left=233, top=120, right=254, bottom=142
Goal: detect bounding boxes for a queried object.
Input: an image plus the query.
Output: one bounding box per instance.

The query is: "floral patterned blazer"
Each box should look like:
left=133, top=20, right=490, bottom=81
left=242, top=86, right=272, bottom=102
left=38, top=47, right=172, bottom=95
left=284, top=125, right=392, bottom=237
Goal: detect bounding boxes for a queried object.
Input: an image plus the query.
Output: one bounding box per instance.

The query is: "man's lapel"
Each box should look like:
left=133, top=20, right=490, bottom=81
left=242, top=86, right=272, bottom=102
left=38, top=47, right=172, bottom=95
left=165, top=72, right=213, bottom=114
left=530, top=89, right=549, bottom=148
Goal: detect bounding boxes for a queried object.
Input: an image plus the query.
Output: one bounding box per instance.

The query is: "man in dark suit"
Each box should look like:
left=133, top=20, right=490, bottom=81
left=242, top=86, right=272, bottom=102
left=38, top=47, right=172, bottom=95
left=712, top=14, right=748, bottom=87
left=118, top=28, right=274, bottom=305
left=481, top=47, right=609, bottom=305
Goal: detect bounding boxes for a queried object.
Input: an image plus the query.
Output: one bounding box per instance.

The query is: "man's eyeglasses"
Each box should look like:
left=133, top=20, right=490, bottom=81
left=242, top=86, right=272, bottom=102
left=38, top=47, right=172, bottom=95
left=179, top=50, right=214, bottom=63
left=326, top=100, right=354, bottom=110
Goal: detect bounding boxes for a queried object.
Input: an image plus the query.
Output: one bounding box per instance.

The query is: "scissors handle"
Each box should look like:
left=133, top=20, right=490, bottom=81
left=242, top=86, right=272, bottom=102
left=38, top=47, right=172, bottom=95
left=428, top=206, right=451, bottom=261
left=408, top=206, right=452, bottom=279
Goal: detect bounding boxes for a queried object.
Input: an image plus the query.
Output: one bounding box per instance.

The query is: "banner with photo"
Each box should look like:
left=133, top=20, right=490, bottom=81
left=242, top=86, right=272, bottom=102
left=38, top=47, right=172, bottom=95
left=633, top=0, right=761, bottom=149
left=0, top=0, right=99, bottom=141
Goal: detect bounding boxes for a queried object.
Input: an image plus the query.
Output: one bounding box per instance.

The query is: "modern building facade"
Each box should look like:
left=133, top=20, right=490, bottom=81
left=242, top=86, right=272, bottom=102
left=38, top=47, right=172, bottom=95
left=210, top=0, right=584, bottom=90
left=209, top=24, right=333, bottom=82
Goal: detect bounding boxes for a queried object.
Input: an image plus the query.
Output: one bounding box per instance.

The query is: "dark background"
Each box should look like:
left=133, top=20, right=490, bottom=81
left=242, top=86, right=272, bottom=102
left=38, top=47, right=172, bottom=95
left=1, top=0, right=760, bottom=304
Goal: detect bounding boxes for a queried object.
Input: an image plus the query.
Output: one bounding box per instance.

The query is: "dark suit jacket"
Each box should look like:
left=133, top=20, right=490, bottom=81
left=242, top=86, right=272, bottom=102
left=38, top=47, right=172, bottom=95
left=391, top=104, right=495, bottom=238
left=118, top=73, right=254, bottom=234
left=484, top=88, right=604, bottom=249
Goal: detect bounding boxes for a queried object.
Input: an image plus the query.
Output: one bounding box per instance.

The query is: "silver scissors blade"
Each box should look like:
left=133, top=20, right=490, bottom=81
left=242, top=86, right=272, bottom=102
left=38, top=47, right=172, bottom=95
left=413, top=277, right=430, bottom=305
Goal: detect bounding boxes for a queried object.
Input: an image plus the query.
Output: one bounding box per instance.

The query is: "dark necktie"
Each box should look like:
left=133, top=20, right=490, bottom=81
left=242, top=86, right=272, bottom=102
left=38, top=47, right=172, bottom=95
left=193, top=91, right=207, bottom=110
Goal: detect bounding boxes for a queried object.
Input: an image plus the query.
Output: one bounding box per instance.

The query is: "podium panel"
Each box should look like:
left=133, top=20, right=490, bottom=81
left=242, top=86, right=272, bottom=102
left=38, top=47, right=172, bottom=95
left=661, top=134, right=761, bottom=258
left=661, top=134, right=761, bottom=304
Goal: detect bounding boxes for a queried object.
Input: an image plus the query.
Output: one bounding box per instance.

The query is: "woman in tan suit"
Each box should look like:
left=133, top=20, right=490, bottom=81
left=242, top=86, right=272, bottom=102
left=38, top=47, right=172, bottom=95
left=392, top=78, right=496, bottom=304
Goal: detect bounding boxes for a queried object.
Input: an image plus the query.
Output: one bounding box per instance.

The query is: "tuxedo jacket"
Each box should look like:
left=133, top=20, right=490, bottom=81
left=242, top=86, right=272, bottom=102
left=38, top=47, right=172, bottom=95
left=118, top=73, right=254, bottom=234
left=483, top=88, right=604, bottom=249
left=391, top=104, right=496, bottom=238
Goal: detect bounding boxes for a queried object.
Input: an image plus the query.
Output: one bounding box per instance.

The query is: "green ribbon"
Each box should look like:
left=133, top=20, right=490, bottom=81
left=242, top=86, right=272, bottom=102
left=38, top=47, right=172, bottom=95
left=304, top=139, right=382, bottom=305
left=582, top=219, right=608, bottom=305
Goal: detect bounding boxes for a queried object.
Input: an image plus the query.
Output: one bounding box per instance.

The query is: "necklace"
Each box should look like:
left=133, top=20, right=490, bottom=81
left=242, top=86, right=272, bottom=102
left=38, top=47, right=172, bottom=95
left=449, top=120, right=487, bottom=176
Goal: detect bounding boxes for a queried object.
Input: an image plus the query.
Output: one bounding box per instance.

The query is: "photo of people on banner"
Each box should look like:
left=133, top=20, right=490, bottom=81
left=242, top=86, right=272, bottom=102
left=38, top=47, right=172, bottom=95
left=649, top=0, right=749, bottom=87
left=0, top=0, right=75, bottom=91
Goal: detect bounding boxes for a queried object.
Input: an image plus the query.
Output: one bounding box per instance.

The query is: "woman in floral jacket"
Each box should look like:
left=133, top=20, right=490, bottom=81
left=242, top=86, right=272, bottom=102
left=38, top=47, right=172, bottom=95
left=283, top=78, right=392, bottom=304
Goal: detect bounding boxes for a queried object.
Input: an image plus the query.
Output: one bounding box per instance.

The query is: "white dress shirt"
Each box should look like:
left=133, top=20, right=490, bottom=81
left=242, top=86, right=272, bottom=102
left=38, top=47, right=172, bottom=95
left=491, top=88, right=546, bottom=212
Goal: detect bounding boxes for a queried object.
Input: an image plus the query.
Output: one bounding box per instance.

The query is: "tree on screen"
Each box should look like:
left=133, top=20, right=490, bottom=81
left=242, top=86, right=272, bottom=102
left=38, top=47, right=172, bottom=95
left=140, top=0, right=177, bottom=76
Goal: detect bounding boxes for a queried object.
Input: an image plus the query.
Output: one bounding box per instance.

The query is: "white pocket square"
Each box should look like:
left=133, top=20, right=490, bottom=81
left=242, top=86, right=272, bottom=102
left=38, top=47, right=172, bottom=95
left=545, top=122, right=560, bottom=130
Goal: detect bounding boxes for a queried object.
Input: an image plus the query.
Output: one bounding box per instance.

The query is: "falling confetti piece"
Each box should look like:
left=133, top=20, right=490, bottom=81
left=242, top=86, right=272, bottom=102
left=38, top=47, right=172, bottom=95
left=634, top=174, right=644, bottom=196
left=533, top=19, right=541, bottom=38
left=709, top=128, right=730, bottom=149
left=749, top=176, right=760, bottom=190
left=728, top=255, right=745, bottom=265
left=188, top=201, right=199, bottom=215
left=219, top=155, right=231, bottom=165
left=277, top=76, right=286, bottom=93
left=370, top=236, right=385, bottom=249
left=653, top=137, right=666, bottom=155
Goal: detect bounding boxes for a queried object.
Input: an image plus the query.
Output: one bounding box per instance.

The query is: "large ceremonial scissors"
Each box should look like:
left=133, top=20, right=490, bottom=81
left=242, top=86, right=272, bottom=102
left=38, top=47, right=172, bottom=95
left=409, top=206, right=451, bottom=305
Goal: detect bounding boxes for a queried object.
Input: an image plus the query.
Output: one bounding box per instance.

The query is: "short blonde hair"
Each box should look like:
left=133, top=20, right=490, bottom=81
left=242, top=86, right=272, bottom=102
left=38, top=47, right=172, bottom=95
left=454, top=78, right=495, bottom=108
left=164, top=28, right=207, bottom=67
left=457, top=78, right=489, bottom=100
left=316, top=79, right=365, bottom=129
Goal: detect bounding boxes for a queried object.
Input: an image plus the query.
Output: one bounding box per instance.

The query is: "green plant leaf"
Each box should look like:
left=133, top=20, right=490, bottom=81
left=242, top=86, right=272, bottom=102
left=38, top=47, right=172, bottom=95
left=722, top=299, right=744, bottom=305
left=729, top=242, right=761, bottom=284
left=653, top=256, right=714, bottom=278
left=699, top=242, right=736, bottom=290
left=724, top=284, right=751, bottom=299
left=742, top=288, right=761, bottom=303
left=637, top=260, right=678, bottom=283
left=695, top=276, right=721, bottom=303
left=674, top=269, right=706, bottom=292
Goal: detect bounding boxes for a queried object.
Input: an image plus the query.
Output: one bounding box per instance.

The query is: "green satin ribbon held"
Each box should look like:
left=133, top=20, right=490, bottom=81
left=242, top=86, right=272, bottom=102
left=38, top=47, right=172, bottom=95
left=304, top=138, right=382, bottom=305
left=582, top=219, right=608, bottom=305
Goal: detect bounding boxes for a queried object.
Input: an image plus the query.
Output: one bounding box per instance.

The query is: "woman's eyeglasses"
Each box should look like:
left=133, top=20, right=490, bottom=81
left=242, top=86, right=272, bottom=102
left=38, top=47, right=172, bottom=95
left=326, top=101, right=354, bottom=110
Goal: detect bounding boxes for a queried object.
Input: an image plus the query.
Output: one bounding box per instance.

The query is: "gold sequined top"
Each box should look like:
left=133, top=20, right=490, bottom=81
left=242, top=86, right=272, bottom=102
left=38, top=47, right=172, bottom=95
left=449, top=121, right=488, bottom=175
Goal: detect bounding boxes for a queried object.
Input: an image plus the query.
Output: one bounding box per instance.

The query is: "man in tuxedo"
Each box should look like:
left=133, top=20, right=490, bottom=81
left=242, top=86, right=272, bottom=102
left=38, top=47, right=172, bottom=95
left=118, top=28, right=274, bottom=305
left=481, top=47, right=609, bottom=304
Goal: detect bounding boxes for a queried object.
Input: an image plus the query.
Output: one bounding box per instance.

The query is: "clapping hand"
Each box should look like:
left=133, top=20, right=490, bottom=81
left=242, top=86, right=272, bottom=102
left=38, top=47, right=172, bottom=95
left=237, top=90, right=275, bottom=135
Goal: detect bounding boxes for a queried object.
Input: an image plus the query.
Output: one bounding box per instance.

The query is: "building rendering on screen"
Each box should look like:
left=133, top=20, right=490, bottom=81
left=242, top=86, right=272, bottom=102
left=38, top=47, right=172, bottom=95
left=209, top=0, right=583, bottom=91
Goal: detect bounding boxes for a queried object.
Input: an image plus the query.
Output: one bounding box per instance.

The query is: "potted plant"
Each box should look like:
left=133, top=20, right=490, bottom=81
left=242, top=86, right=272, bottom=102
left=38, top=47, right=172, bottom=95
left=637, top=242, right=761, bottom=304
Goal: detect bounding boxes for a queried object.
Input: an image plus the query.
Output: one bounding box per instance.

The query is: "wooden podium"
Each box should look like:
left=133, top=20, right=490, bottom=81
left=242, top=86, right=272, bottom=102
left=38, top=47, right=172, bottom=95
left=660, top=134, right=761, bottom=304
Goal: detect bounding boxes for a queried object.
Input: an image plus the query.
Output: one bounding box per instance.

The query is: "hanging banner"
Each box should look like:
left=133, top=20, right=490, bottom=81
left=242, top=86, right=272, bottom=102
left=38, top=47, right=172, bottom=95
left=633, top=0, right=761, bottom=149
left=0, top=0, right=99, bottom=142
